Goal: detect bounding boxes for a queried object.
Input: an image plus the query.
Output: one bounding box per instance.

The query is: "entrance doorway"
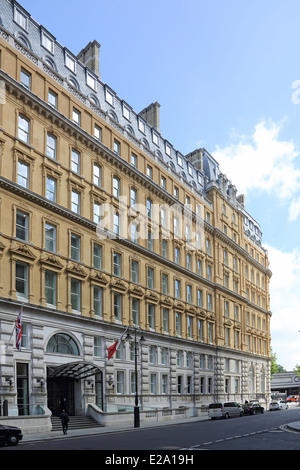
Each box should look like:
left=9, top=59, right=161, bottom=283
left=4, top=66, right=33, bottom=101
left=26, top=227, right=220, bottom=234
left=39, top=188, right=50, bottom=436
left=46, top=361, right=103, bottom=416
left=47, top=377, right=74, bottom=416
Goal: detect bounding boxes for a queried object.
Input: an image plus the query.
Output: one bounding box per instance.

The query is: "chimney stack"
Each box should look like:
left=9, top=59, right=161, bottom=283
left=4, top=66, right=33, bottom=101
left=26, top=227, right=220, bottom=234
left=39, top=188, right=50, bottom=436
left=77, top=40, right=101, bottom=79
left=139, top=102, right=161, bottom=134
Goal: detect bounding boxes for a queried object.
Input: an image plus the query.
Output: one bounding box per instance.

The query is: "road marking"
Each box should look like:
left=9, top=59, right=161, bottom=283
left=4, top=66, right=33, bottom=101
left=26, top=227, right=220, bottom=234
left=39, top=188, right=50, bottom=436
left=181, top=427, right=283, bottom=449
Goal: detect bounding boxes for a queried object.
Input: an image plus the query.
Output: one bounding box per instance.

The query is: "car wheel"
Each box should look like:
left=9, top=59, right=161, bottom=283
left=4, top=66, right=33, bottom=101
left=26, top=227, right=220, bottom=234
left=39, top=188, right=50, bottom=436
left=252, top=410, right=256, bottom=415
left=7, top=435, right=19, bottom=446
left=225, top=412, right=229, bottom=419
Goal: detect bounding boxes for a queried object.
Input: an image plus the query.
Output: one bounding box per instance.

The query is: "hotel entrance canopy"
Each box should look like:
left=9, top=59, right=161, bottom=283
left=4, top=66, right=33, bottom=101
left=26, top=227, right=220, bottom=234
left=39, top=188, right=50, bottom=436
left=48, top=361, right=102, bottom=380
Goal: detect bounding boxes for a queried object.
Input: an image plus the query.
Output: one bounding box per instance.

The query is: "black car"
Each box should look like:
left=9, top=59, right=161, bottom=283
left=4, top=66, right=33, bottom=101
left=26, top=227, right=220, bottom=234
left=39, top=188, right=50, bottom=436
left=0, top=424, right=23, bottom=446
left=242, top=402, right=264, bottom=415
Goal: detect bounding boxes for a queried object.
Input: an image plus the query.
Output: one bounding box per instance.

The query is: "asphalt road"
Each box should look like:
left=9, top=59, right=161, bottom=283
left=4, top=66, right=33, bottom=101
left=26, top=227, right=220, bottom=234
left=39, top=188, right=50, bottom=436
left=2, top=406, right=300, bottom=454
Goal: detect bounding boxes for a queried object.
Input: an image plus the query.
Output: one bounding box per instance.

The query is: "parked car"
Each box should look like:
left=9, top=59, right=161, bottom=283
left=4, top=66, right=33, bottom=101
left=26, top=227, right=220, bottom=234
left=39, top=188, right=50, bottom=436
left=287, top=395, right=300, bottom=402
left=208, top=401, right=244, bottom=419
left=0, top=424, right=23, bottom=446
left=269, top=400, right=289, bottom=411
left=242, top=402, right=264, bottom=415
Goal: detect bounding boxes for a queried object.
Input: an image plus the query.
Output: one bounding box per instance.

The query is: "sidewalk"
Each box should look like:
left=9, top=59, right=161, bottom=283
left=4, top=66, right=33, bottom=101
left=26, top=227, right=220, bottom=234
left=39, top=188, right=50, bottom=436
left=21, top=415, right=209, bottom=443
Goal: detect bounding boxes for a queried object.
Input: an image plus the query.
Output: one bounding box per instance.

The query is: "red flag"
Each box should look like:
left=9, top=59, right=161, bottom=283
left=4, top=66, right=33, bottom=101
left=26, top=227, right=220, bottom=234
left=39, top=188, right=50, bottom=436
left=15, top=305, right=23, bottom=351
left=107, top=326, right=129, bottom=360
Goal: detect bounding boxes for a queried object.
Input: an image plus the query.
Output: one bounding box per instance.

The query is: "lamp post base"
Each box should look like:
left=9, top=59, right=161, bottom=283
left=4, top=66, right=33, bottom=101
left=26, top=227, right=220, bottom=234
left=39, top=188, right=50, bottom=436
left=134, top=406, right=140, bottom=428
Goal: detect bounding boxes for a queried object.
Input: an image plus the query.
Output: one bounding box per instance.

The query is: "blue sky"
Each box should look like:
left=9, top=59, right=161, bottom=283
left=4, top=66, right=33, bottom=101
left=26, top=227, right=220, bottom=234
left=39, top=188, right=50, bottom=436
left=20, top=0, right=300, bottom=370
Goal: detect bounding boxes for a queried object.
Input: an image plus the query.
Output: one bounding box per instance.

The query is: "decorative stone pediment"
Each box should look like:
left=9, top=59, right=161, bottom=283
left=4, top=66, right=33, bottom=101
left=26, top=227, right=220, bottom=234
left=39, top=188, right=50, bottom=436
left=174, top=301, right=185, bottom=311
left=160, top=295, right=173, bottom=306
left=145, top=290, right=159, bottom=302
left=90, top=270, right=109, bottom=285
left=40, top=253, right=63, bottom=269
left=10, top=242, right=36, bottom=260
left=128, top=284, right=144, bottom=297
left=66, top=262, right=87, bottom=278
left=110, top=277, right=127, bottom=291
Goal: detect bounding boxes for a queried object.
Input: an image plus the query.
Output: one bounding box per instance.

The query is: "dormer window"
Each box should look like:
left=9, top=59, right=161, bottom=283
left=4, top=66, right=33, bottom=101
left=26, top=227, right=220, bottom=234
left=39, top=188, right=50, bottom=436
left=86, top=72, right=96, bottom=90
left=65, top=52, right=76, bottom=73
left=14, top=6, right=28, bottom=31
left=41, top=31, right=54, bottom=54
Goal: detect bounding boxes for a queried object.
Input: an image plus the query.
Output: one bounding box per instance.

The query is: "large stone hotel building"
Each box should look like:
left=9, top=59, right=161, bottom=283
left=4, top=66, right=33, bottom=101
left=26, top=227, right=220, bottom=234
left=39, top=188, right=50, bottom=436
left=0, top=0, right=272, bottom=429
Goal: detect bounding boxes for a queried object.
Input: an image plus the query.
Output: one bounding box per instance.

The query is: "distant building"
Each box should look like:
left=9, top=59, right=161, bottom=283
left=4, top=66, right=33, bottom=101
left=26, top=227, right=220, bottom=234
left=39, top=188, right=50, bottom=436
left=271, top=372, right=300, bottom=398
left=0, top=0, right=272, bottom=430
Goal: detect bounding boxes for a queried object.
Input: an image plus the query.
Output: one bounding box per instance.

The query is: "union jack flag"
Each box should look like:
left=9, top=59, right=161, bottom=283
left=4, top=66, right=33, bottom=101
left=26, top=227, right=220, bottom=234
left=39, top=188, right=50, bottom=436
left=15, top=306, right=23, bottom=351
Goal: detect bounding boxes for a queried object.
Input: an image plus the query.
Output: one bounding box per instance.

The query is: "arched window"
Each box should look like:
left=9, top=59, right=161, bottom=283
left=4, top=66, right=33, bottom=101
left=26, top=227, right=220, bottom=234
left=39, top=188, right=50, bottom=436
left=46, top=333, right=80, bottom=355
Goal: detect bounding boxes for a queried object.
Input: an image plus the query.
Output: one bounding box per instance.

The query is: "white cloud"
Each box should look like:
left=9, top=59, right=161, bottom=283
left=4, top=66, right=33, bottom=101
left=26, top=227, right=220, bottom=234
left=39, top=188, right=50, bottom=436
left=265, top=244, right=300, bottom=370
left=213, top=120, right=300, bottom=214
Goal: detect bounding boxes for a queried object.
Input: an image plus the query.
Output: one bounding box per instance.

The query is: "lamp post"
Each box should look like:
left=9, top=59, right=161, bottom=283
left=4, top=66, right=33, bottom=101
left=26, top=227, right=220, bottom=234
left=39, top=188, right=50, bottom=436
left=126, top=327, right=145, bottom=428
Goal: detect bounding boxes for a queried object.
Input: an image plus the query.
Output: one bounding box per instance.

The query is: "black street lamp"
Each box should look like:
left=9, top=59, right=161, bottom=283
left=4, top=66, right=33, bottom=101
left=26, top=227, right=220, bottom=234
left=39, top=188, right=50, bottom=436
left=126, top=327, right=146, bottom=427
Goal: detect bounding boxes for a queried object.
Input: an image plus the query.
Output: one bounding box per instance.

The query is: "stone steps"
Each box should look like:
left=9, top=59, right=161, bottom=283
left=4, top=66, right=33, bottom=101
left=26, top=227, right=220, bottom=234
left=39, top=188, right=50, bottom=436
left=51, top=415, right=103, bottom=431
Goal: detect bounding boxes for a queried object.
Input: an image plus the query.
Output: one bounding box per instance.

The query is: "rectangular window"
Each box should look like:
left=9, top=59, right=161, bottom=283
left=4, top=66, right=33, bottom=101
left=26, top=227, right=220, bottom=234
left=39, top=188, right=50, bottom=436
left=17, top=161, right=29, bottom=188
left=71, top=149, right=80, bottom=174
left=71, top=278, right=81, bottom=311
left=132, top=298, right=139, bottom=325
left=113, top=177, right=120, bottom=198
left=94, top=125, right=102, bottom=142
left=162, top=240, right=167, bottom=258
left=72, top=108, right=81, bottom=125
left=105, top=89, right=114, bottom=106
left=94, top=286, right=103, bottom=316
left=93, top=164, right=101, bottom=187
left=45, top=270, right=56, bottom=306
left=87, top=72, right=96, bottom=90
left=131, top=153, right=137, bottom=167
left=46, top=133, right=57, bottom=160
left=71, top=233, right=80, bottom=261
left=18, top=115, right=30, bottom=144
left=114, top=139, right=120, bottom=155
left=113, top=252, right=121, bottom=276
left=187, top=284, right=192, bottom=303
left=176, top=312, right=181, bottom=335
left=94, top=202, right=101, bottom=224
left=131, top=260, right=138, bottom=283
left=48, top=89, right=58, bottom=109
left=20, top=68, right=31, bottom=90
left=46, top=176, right=56, bottom=202
left=14, top=7, right=28, bottom=30
left=116, top=371, right=124, bottom=394
left=93, top=244, right=102, bottom=269
left=162, top=273, right=168, bottom=294
left=147, top=267, right=154, bottom=289
left=16, top=261, right=28, bottom=299
left=162, top=308, right=169, bottom=332
left=16, top=210, right=28, bottom=241
left=45, top=223, right=56, bottom=252
left=175, top=279, right=181, bottom=299
left=150, top=374, right=157, bottom=394
left=113, top=292, right=122, bottom=321
left=41, top=31, right=54, bottom=53
left=65, top=53, right=76, bottom=73
left=94, top=336, right=103, bottom=357
left=71, top=190, right=80, bottom=214
left=148, top=303, right=155, bottom=329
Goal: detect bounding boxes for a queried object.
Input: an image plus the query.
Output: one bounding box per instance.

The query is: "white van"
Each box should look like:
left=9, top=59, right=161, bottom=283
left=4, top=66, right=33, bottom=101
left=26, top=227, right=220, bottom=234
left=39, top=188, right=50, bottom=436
left=208, top=402, right=244, bottom=419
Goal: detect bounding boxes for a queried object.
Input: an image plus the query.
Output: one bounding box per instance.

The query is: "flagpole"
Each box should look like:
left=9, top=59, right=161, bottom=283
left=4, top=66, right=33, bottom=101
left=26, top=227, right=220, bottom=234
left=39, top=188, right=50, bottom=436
left=5, top=323, right=15, bottom=350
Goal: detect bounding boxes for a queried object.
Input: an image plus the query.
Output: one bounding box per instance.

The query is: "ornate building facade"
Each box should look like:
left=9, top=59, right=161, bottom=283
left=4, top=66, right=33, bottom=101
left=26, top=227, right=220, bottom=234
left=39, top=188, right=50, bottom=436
left=0, top=0, right=272, bottom=427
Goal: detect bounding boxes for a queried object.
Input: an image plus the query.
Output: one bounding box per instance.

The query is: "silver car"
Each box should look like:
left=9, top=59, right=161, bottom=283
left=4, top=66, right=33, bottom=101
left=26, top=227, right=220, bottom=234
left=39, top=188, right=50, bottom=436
left=269, top=400, right=288, bottom=411
left=208, top=401, right=244, bottom=419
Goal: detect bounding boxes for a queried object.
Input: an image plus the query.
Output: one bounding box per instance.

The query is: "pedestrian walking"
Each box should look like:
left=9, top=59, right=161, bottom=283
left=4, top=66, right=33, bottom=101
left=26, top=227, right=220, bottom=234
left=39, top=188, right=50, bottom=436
left=59, top=409, right=69, bottom=435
